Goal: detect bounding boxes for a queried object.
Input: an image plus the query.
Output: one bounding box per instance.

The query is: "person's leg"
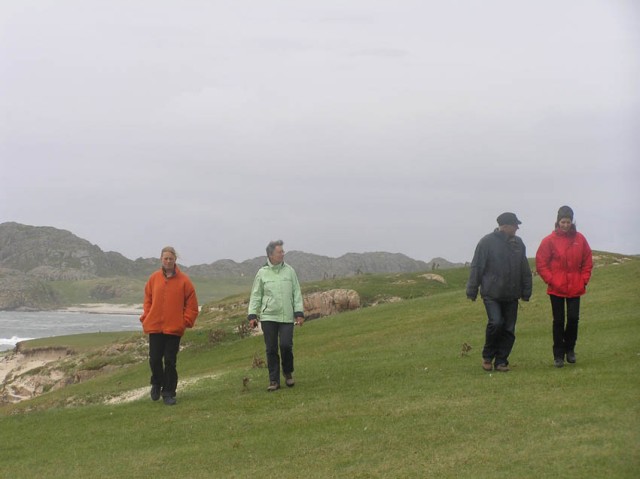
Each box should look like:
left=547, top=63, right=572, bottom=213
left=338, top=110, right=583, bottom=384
left=261, top=321, right=281, bottom=384
left=482, top=299, right=503, bottom=365
left=279, top=323, right=295, bottom=376
left=565, top=297, right=581, bottom=362
left=162, top=334, right=181, bottom=398
left=495, top=300, right=518, bottom=367
left=549, top=295, right=566, bottom=360
left=148, top=333, right=165, bottom=387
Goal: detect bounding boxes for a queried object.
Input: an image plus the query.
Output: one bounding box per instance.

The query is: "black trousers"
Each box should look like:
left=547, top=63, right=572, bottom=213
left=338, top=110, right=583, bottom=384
left=549, top=295, right=581, bottom=359
left=148, top=333, right=181, bottom=397
left=261, top=321, right=294, bottom=384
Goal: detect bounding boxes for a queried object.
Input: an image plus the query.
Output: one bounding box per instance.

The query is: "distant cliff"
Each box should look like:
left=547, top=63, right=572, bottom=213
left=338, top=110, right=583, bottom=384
left=0, top=222, right=462, bottom=310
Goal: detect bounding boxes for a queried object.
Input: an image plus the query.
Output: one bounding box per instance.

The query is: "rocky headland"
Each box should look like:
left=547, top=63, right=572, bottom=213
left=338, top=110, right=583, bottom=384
left=0, top=222, right=462, bottom=310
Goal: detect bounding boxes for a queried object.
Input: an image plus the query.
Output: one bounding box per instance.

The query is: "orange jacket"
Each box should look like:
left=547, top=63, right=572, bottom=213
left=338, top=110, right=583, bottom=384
left=140, top=266, right=199, bottom=337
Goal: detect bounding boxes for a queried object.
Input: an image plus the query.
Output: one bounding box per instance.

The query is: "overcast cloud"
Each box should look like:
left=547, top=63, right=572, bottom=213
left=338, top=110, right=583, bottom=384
left=1, top=1, right=639, bottom=265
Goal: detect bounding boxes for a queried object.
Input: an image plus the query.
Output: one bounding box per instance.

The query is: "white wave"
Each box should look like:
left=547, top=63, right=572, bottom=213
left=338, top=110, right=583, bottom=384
left=0, top=336, right=34, bottom=346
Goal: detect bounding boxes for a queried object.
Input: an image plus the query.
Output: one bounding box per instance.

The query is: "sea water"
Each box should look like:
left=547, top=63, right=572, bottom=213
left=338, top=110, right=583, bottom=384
left=0, top=311, right=141, bottom=351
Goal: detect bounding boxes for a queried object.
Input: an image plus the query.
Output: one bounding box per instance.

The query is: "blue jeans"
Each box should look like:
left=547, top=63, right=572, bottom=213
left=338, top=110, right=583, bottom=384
left=482, top=299, right=519, bottom=366
left=148, top=333, right=181, bottom=397
left=261, top=321, right=294, bottom=384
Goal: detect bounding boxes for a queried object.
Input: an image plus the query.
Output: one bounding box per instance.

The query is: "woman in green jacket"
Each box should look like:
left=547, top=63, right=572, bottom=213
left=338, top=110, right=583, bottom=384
left=248, top=240, right=305, bottom=391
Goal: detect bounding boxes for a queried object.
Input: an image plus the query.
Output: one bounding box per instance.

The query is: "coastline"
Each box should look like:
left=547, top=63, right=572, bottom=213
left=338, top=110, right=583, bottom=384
left=1, top=306, right=144, bottom=399
left=57, top=303, right=143, bottom=315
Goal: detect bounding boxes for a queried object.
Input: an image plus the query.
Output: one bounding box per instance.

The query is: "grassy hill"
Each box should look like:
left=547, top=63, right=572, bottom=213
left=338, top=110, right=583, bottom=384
left=0, top=253, right=638, bottom=478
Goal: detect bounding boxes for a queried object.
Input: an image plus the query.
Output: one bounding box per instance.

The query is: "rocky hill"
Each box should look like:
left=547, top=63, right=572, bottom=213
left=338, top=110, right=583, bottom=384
left=186, top=251, right=458, bottom=283
left=0, top=222, right=151, bottom=279
left=0, top=222, right=462, bottom=310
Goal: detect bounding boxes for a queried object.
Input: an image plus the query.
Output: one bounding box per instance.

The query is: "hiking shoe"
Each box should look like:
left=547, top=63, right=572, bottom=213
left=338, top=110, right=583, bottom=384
left=554, top=358, right=564, bottom=368
left=150, top=384, right=161, bottom=401
left=284, top=373, right=295, bottom=387
left=482, top=359, right=493, bottom=371
left=495, top=364, right=510, bottom=372
left=163, top=396, right=177, bottom=406
left=566, top=351, right=576, bottom=364
left=267, top=382, right=280, bottom=392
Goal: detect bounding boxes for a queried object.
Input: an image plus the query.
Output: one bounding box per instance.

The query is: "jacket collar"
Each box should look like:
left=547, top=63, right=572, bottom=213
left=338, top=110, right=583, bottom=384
left=266, top=259, right=285, bottom=271
left=162, top=265, right=181, bottom=278
left=554, top=225, right=577, bottom=237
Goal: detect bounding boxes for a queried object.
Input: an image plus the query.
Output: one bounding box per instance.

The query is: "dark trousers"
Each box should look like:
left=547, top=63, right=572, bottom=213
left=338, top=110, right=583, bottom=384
left=261, top=321, right=294, bottom=384
left=149, top=333, right=181, bottom=397
left=482, top=299, right=519, bottom=366
left=549, top=295, right=581, bottom=359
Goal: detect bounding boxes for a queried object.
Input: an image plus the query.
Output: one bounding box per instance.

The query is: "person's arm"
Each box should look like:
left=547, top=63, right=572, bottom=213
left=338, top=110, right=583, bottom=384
left=581, top=235, right=593, bottom=286
left=247, top=271, right=263, bottom=327
left=140, top=275, right=153, bottom=324
left=466, top=241, right=485, bottom=301
left=535, top=237, right=553, bottom=285
left=291, top=269, right=305, bottom=325
left=521, top=244, right=532, bottom=301
left=183, top=279, right=199, bottom=328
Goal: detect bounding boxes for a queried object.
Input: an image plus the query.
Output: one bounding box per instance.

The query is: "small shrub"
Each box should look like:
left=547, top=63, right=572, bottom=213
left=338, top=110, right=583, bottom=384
left=236, top=321, right=251, bottom=339
left=252, top=352, right=265, bottom=368
left=208, top=329, right=227, bottom=345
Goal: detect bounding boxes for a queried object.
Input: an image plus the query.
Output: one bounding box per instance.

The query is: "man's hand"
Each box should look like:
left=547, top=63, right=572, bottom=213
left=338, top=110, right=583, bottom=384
left=249, top=319, right=258, bottom=329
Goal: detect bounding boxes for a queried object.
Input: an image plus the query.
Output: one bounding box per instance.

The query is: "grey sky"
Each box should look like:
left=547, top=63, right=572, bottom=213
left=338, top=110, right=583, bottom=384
left=2, top=1, right=639, bottom=265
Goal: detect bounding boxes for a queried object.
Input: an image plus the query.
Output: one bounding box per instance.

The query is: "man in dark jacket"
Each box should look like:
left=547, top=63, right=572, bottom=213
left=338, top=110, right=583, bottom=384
left=466, top=212, right=532, bottom=372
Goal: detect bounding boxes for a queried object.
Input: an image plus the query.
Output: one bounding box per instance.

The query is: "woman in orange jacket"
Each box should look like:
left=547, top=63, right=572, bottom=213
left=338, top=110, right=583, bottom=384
left=140, top=246, right=199, bottom=405
left=536, top=206, right=593, bottom=368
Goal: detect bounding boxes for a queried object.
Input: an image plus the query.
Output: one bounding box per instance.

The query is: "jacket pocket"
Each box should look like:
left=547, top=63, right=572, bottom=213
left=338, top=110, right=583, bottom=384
left=262, top=298, right=271, bottom=313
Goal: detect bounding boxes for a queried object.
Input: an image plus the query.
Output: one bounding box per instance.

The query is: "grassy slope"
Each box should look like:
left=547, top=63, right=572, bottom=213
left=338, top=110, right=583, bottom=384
left=0, top=254, right=638, bottom=478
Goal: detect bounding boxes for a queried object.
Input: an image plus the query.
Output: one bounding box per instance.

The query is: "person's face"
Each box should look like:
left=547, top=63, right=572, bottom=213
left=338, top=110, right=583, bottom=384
left=558, top=217, right=572, bottom=232
left=269, top=245, right=285, bottom=265
left=161, top=252, right=176, bottom=270
left=502, top=223, right=519, bottom=237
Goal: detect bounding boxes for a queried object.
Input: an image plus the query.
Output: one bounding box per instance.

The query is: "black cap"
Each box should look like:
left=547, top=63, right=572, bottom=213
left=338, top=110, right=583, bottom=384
left=557, top=205, right=574, bottom=222
left=496, top=212, right=522, bottom=226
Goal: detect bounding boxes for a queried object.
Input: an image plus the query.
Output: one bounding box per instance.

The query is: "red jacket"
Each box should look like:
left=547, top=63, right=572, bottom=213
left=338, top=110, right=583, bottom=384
left=535, top=226, right=593, bottom=298
left=140, top=266, right=199, bottom=337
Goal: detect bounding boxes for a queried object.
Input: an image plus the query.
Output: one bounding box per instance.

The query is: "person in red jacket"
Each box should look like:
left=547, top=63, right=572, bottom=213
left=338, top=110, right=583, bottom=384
left=140, top=246, right=199, bottom=405
left=536, top=206, right=593, bottom=368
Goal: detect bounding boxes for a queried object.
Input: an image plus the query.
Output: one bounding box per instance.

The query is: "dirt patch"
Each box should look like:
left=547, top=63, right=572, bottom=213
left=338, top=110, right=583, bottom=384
left=105, top=373, right=220, bottom=405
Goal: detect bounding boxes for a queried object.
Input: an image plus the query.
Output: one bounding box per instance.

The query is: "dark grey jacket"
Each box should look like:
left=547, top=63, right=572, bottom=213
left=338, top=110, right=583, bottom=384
left=466, top=229, right=532, bottom=301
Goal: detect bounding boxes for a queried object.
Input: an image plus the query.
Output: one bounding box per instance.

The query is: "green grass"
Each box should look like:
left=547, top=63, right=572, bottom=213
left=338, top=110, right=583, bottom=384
left=1, top=253, right=638, bottom=478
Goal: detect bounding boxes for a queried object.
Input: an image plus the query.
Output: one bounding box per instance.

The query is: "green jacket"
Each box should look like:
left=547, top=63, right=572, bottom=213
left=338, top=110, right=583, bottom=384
left=247, top=261, right=304, bottom=323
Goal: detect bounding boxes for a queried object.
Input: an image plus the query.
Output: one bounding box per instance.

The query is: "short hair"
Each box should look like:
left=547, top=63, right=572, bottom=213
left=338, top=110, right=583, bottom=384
left=161, top=246, right=178, bottom=259
left=266, top=240, right=284, bottom=257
